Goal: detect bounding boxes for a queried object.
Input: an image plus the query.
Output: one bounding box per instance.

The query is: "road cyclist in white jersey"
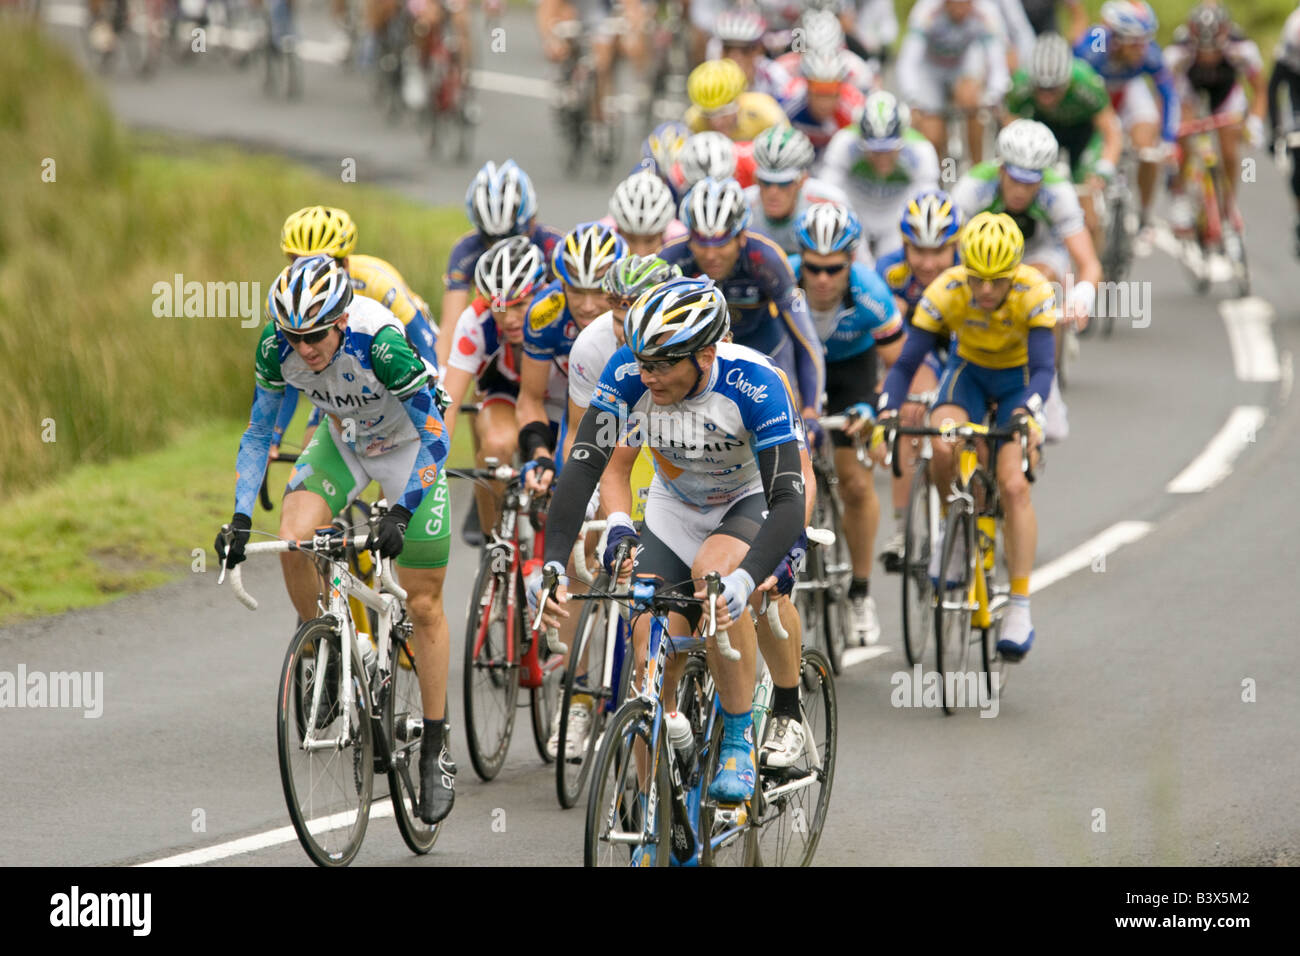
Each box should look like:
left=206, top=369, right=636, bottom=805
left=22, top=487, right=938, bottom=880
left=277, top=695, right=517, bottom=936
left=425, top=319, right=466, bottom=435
left=214, top=255, right=457, bottom=826
left=532, top=276, right=814, bottom=802
left=743, top=125, right=849, bottom=257
left=819, top=91, right=942, bottom=266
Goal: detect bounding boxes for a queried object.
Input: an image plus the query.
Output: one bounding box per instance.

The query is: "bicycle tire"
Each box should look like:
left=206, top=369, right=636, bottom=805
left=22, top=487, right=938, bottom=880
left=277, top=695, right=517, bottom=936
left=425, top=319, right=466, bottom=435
left=794, top=554, right=828, bottom=665
left=277, top=618, right=373, bottom=867
left=816, top=472, right=848, bottom=674
left=530, top=654, right=562, bottom=765
left=753, top=647, right=837, bottom=867
left=934, top=508, right=974, bottom=715
left=1222, top=209, right=1250, bottom=298
left=699, top=707, right=758, bottom=867
left=386, top=633, right=440, bottom=854
left=901, top=463, right=934, bottom=668
left=583, top=700, right=671, bottom=867
left=556, top=580, right=614, bottom=808
left=462, top=552, right=520, bottom=781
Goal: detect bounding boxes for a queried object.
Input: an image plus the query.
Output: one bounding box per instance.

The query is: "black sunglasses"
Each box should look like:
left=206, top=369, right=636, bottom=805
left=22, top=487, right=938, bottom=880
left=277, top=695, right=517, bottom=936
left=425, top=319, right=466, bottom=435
left=282, top=326, right=334, bottom=346
left=802, top=262, right=848, bottom=276
left=636, top=354, right=688, bottom=375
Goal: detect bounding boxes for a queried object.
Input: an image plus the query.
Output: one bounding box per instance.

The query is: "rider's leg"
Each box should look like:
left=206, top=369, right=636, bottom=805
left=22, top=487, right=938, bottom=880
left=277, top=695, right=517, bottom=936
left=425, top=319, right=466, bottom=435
left=279, top=489, right=336, bottom=621
left=953, top=75, right=983, bottom=164
left=913, top=110, right=946, bottom=162
left=473, top=398, right=517, bottom=534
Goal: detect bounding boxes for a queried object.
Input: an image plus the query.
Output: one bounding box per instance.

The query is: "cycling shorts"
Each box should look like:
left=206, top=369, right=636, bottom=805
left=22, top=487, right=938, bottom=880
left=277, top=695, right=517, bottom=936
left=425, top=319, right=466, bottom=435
left=932, top=359, right=1033, bottom=429
left=825, top=352, right=879, bottom=448
left=1112, top=76, right=1160, bottom=131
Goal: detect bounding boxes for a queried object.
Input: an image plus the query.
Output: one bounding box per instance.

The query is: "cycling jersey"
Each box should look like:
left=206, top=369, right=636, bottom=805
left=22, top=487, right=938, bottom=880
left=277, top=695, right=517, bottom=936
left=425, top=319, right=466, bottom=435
left=788, top=256, right=902, bottom=362
left=774, top=49, right=878, bottom=94
left=1165, top=30, right=1263, bottom=115
left=752, top=56, right=797, bottom=106
left=953, top=161, right=1085, bottom=250
left=522, top=278, right=589, bottom=425
left=1278, top=7, right=1300, bottom=75
left=912, top=262, right=1056, bottom=369
left=742, top=176, right=849, bottom=256
left=448, top=299, right=521, bottom=403
left=443, top=221, right=564, bottom=293
left=685, top=91, right=790, bottom=142
left=874, top=245, right=953, bottom=374
left=1006, top=58, right=1110, bottom=130
left=896, top=0, right=1011, bottom=111
left=658, top=231, right=823, bottom=412
left=1073, top=30, right=1179, bottom=142
left=779, top=79, right=868, bottom=154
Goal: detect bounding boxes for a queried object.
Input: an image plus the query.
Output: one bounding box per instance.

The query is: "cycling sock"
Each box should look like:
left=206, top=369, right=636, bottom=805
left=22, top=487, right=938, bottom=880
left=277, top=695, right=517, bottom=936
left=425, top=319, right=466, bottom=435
left=1010, top=577, right=1030, bottom=597
left=771, top=684, right=800, bottom=720
left=721, top=708, right=752, bottom=750
left=849, top=576, right=870, bottom=599
left=423, top=718, right=445, bottom=753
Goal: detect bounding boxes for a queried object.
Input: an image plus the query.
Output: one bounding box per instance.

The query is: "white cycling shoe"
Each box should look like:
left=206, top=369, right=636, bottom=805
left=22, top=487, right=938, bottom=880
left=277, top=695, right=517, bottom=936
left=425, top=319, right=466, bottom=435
left=849, top=594, right=882, bottom=646
left=760, top=714, right=806, bottom=769
left=547, top=703, right=592, bottom=760
left=996, top=596, right=1035, bottom=662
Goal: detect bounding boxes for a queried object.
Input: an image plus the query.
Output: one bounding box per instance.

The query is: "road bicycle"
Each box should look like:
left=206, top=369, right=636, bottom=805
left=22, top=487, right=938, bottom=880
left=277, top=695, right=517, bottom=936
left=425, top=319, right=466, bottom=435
left=551, top=19, right=623, bottom=178
left=884, top=416, right=1037, bottom=714
left=83, top=0, right=165, bottom=76
left=886, top=394, right=941, bottom=668
left=406, top=1, right=477, bottom=162
left=1175, top=112, right=1250, bottom=298
left=643, top=0, right=690, bottom=127
left=217, top=507, right=437, bottom=866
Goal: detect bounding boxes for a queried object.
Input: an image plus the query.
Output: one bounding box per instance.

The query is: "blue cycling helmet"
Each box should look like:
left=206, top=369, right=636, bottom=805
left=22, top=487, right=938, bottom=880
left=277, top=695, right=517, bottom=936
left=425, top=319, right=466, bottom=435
left=267, top=254, right=353, bottom=333
left=464, top=159, right=538, bottom=238
left=552, top=221, right=628, bottom=289
left=624, top=276, right=730, bottom=359
left=795, top=201, right=862, bottom=255
left=900, top=189, right=961, bottom=248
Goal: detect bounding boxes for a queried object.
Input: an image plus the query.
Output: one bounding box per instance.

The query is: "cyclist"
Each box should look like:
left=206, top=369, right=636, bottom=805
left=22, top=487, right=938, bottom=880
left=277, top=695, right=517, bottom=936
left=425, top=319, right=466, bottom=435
left=875, top=213, right=1052, bottom=660
left=438, top=160, right=563, bottom=366
left=631, top=120, right=692, bottom=203
left=820, top=91, right=942, bottom=265
left=215, top=255, right=456, bottom=823
left=603, top=169, right=687, bottom=257
left=874, top=189, right=962, bottom=568
left=712, top=5, right=794, bottom=105
left=685, top=57, right=789, bottom=142
left=780, top=47, right=869, bottom=156
left=1072, top=1, right=1179, bottom=241
left=535, top=276, right=811, bottom=801
left=1163, top=3, right=1267, bottom=236
left=441, top=236, right=547, bottom=535
left=896, top=0, right=1013, bottom=165
left=790, top=202, right=904, bottom=644
left=1005, top=32, right=1123, bottom=255
left=659, top=176, right=825, bottom=437
left=1269, top=2, right=1300, bottom=254
left=773, top=9, right=878, bottom=93
left=271, top=206, right=442, bottom=459
left=744, top=125, right=849, bottom=257
left=678, top=130, right=758, bottom=190
left=1022, top=0, right=1087, bottom=39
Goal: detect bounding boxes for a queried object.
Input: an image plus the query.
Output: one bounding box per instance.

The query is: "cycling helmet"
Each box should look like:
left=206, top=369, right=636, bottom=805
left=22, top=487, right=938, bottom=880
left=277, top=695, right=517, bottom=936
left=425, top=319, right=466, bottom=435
left=624, top=276, right=730, bottom=358
left=464, top=159, right=538, bottom=238
left=474, top=235, right=547, bottom=309
left=678, top=132, right=738, bottom=186
left=900, top=189, right=961, bottom=248
left=601, top=254, right=684, bottom=301
left=643, top=121, right=689, bottom=175
left=609, top=170, right=676, bottom=236
left=680, top=177, right=751, bottom=239
left=800, top=47, right=848, bottom=83
left=1100, top=0, right=1157, bottom=39
left=688, top=58, right=747, bottom=112
left=268, top=254, right=353, bottom=333
left=552, top=221, right=627, bottom=289
left=280, top=206, right=358, bottom=259
left=794, top=201, right=861, bottom=255
left=960, top=212, right=1024, bottom=279
left=799, top=9, right=844, bottom=53
left=859, top=90, right=910, bottom=150
left=715, top=7, right=766, bottom=45
left=1187, top=3, right=1230, bottom=48
left=996, top=119, right=1059, bottom=182
left=753, top=126, right=816, bottom=183
left=1029, top=32, right=1074, bottom=89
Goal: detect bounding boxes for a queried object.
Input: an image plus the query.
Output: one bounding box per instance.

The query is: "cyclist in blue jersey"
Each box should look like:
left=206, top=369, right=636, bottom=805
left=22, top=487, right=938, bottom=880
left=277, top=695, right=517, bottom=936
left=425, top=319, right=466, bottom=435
left=790, top=202, right=903, bottom=645
left=874, top=189, right=962, bottom=568
left=437, top=160, right=564, bottom=366
left=1073, top=1, right=1178, bottom=234
left=659, top=176, right=825, bottom=440
left=533, top=277, right=810, bottom=802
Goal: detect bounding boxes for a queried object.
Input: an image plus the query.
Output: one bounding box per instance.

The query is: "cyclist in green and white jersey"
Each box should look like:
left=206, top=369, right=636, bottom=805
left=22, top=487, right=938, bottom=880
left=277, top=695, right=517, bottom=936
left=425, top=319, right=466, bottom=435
left=1005, top=32, right=1123, bottom=255
left=744, top=126, right=849, bottom=257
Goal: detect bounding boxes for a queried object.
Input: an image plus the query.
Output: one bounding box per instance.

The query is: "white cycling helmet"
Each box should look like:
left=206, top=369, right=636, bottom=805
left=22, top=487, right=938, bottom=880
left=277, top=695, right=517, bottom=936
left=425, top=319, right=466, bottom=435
left=678, top=131, right=738, bottom=187
left=753, top=126, right=816, bottom=183
left=859, top=90, right=910, bottom=150
left=799, top=9, right=844, bottom=53
left=609, top=170, right=676, bottom=237
left=464, top=159, right=538, bottom=239
left=474, top=235, right=547, bottom=308
left=679, top=177, right=751, bottom=239
left=1029, top=33, right=1074, bottom=89
left=268, top=255, right=353, bottom=333
left=552, top=221, right=628, bottom=289
left=1100, top=0, right=1157, bottom=39
left=624, top=276, right=730, bottom=359
left=996, top=119, right=1059, bottom=183
left=714, top=7, right=766, bottom=45
left=800, top=47, right=847, bottom=83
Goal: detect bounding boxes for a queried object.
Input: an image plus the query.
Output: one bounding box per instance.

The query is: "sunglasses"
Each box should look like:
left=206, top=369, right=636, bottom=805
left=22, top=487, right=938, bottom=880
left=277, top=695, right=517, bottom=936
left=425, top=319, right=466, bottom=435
left=802, top=262, right=848, bottom=276
left=636, top=354, right=687, bottom=375
left=611, top=295, right=639, bottom=311
left=689, top=231, right=737, bottom=248
left=282, top=326, right=334, bottom=346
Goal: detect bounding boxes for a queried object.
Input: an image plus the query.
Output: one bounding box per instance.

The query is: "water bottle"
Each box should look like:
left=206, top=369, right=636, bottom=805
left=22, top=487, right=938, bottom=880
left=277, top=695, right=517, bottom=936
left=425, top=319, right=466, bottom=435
left=664, top=711, right=696, bottom=778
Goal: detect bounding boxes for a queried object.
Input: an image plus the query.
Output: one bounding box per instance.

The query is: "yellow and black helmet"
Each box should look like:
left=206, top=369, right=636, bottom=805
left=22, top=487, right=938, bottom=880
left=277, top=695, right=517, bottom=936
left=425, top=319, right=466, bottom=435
left=960, top=212, right=1024, bottom=280
left=280, top=206, right=358, bottom=259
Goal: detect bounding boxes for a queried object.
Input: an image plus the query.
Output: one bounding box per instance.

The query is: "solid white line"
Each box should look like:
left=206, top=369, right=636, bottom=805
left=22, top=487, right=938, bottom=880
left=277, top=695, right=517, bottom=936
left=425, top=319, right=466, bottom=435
left=841, top=645, right=892, bottom=668
left=1220, top=298, right=1281, bottom=383
left=136, top=799, right=394, bottom=866
left=1029, top=521, right=1154, bottom=594
left=1166, top=406, right=1267, bottom=494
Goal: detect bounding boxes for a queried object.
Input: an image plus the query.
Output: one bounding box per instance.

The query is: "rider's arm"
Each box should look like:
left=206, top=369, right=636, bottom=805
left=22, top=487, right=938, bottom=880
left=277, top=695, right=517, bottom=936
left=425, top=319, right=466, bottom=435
left=1025, top=326, right=1055, bottom=410
left=1146, top=44, right=1181, bottom=143
left=405, top=310, right=440, bottom=369
left=442, top=306, right=488, bottom=446
left=737, top=438, right=807, bottom=584
left=755, top=236, right=825, bottom=413
left=271, top=386, right=299, bottom=451
left=878, top=325, right=941, bottom=412
left=439, top=365, right=473, bottom=448
left=234, top=324, right=290, bottom=515
left=1096, top=104, right=1124, bottom=169
left=517, top=356, right=554, bottom=453
left=438, top=231, right=479, bottom=366
left=1065, top=0, right=1088, bottom=46
left=598, top=444, right=638, bottom=519
left=541, top=401, right=617, bottom=567
left=370, top=327, right=449, bottom=513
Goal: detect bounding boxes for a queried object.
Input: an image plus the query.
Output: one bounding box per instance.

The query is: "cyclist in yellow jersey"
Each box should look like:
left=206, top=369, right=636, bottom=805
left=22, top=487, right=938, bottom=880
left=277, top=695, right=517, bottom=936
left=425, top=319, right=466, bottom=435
left=875, top=212, right=1053, bottom=661
left=685, top=58, right=789, bottom=143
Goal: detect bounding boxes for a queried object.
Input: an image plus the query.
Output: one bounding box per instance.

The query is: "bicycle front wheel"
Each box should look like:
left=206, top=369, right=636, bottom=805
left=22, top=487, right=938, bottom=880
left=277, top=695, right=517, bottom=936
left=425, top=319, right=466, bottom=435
left=277, top=618, right=373, bottom=867
left=557, top=583, right=614, bottom=808
left=934, top=508, right=974, bottom=715
left=901, top=464, right=934, bottom=667
left=815, top=475, right=848, bottom=674
left=584, top=701, right=671, bottom=867
left=462, top=553, right=520, bottom=781
left=386, top=633, right=440, bottom=855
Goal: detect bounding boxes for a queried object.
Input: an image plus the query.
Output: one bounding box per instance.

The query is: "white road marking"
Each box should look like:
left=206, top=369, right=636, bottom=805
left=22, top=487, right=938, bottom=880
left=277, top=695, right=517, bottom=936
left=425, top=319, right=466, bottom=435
left=1166, top=406, right=1268, bottom=494
left=841, top=646, right=891, bottom=668
left=1151, top=224, right=1235, bottom=282
left=1282, top=351, right=1295, bottom=405
left=1220, top=298, right=1281, bottom=382
left=1029, top=521, right=1154, bottom=594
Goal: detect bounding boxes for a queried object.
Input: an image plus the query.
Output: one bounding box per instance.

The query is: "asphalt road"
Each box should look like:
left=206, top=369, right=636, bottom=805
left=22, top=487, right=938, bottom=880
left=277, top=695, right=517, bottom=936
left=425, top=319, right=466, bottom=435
left=3, top=1, right=1297, bottom=867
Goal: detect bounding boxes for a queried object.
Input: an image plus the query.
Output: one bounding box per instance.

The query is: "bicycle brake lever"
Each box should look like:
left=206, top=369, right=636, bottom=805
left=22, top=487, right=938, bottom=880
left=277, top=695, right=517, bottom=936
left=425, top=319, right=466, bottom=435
left=705, top=572, right=740, bottom=662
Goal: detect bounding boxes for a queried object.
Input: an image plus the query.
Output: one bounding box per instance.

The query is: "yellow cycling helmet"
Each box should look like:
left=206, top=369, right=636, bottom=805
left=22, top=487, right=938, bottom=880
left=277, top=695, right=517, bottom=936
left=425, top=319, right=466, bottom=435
left=960, top=212, right=1024, bottom=279
left=280, top=206, right=358, bottom=259
left=688, top=59, right=746, bottom=113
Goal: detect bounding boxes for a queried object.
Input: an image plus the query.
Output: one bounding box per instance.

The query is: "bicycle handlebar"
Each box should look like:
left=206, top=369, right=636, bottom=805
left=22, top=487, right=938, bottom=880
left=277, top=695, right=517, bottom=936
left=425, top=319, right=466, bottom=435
left=704, top=571, right=739, bottom=661
left=570, top=519, right=607, bottom=586
left=219, top=530, right=407, bottom=609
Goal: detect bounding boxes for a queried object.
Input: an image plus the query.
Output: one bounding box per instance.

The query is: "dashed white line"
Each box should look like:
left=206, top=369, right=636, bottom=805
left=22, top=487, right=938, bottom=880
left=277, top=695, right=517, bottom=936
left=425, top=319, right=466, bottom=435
left=1220, top=298, right=1281, bottom=382
left=840, top=645, right=891, bottom=668
left=1029, top=520, right=1155, bottom=594
left=1166, top=406, right=1268, bottom=494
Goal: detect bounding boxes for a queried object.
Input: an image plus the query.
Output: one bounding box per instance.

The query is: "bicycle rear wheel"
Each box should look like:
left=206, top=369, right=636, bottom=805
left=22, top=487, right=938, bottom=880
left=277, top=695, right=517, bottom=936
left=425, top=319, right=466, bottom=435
left=584, top=701, right=671, bottom=867
left=557, top=583, right=615, bottom=808
left=934, top=508, right=974, bottom=715
left=901, top=463, right=934, bottom=667
left=815, top=473, right=848, bottom=674
left=753, top=648, right=837, bottom=866
left=462, top=552, right=520, bottom=781
left=386, top=632, right=440, bottom=854
left=530, top=652, right=562, bottom=765
left=277, top=618, right=373, bottom=867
